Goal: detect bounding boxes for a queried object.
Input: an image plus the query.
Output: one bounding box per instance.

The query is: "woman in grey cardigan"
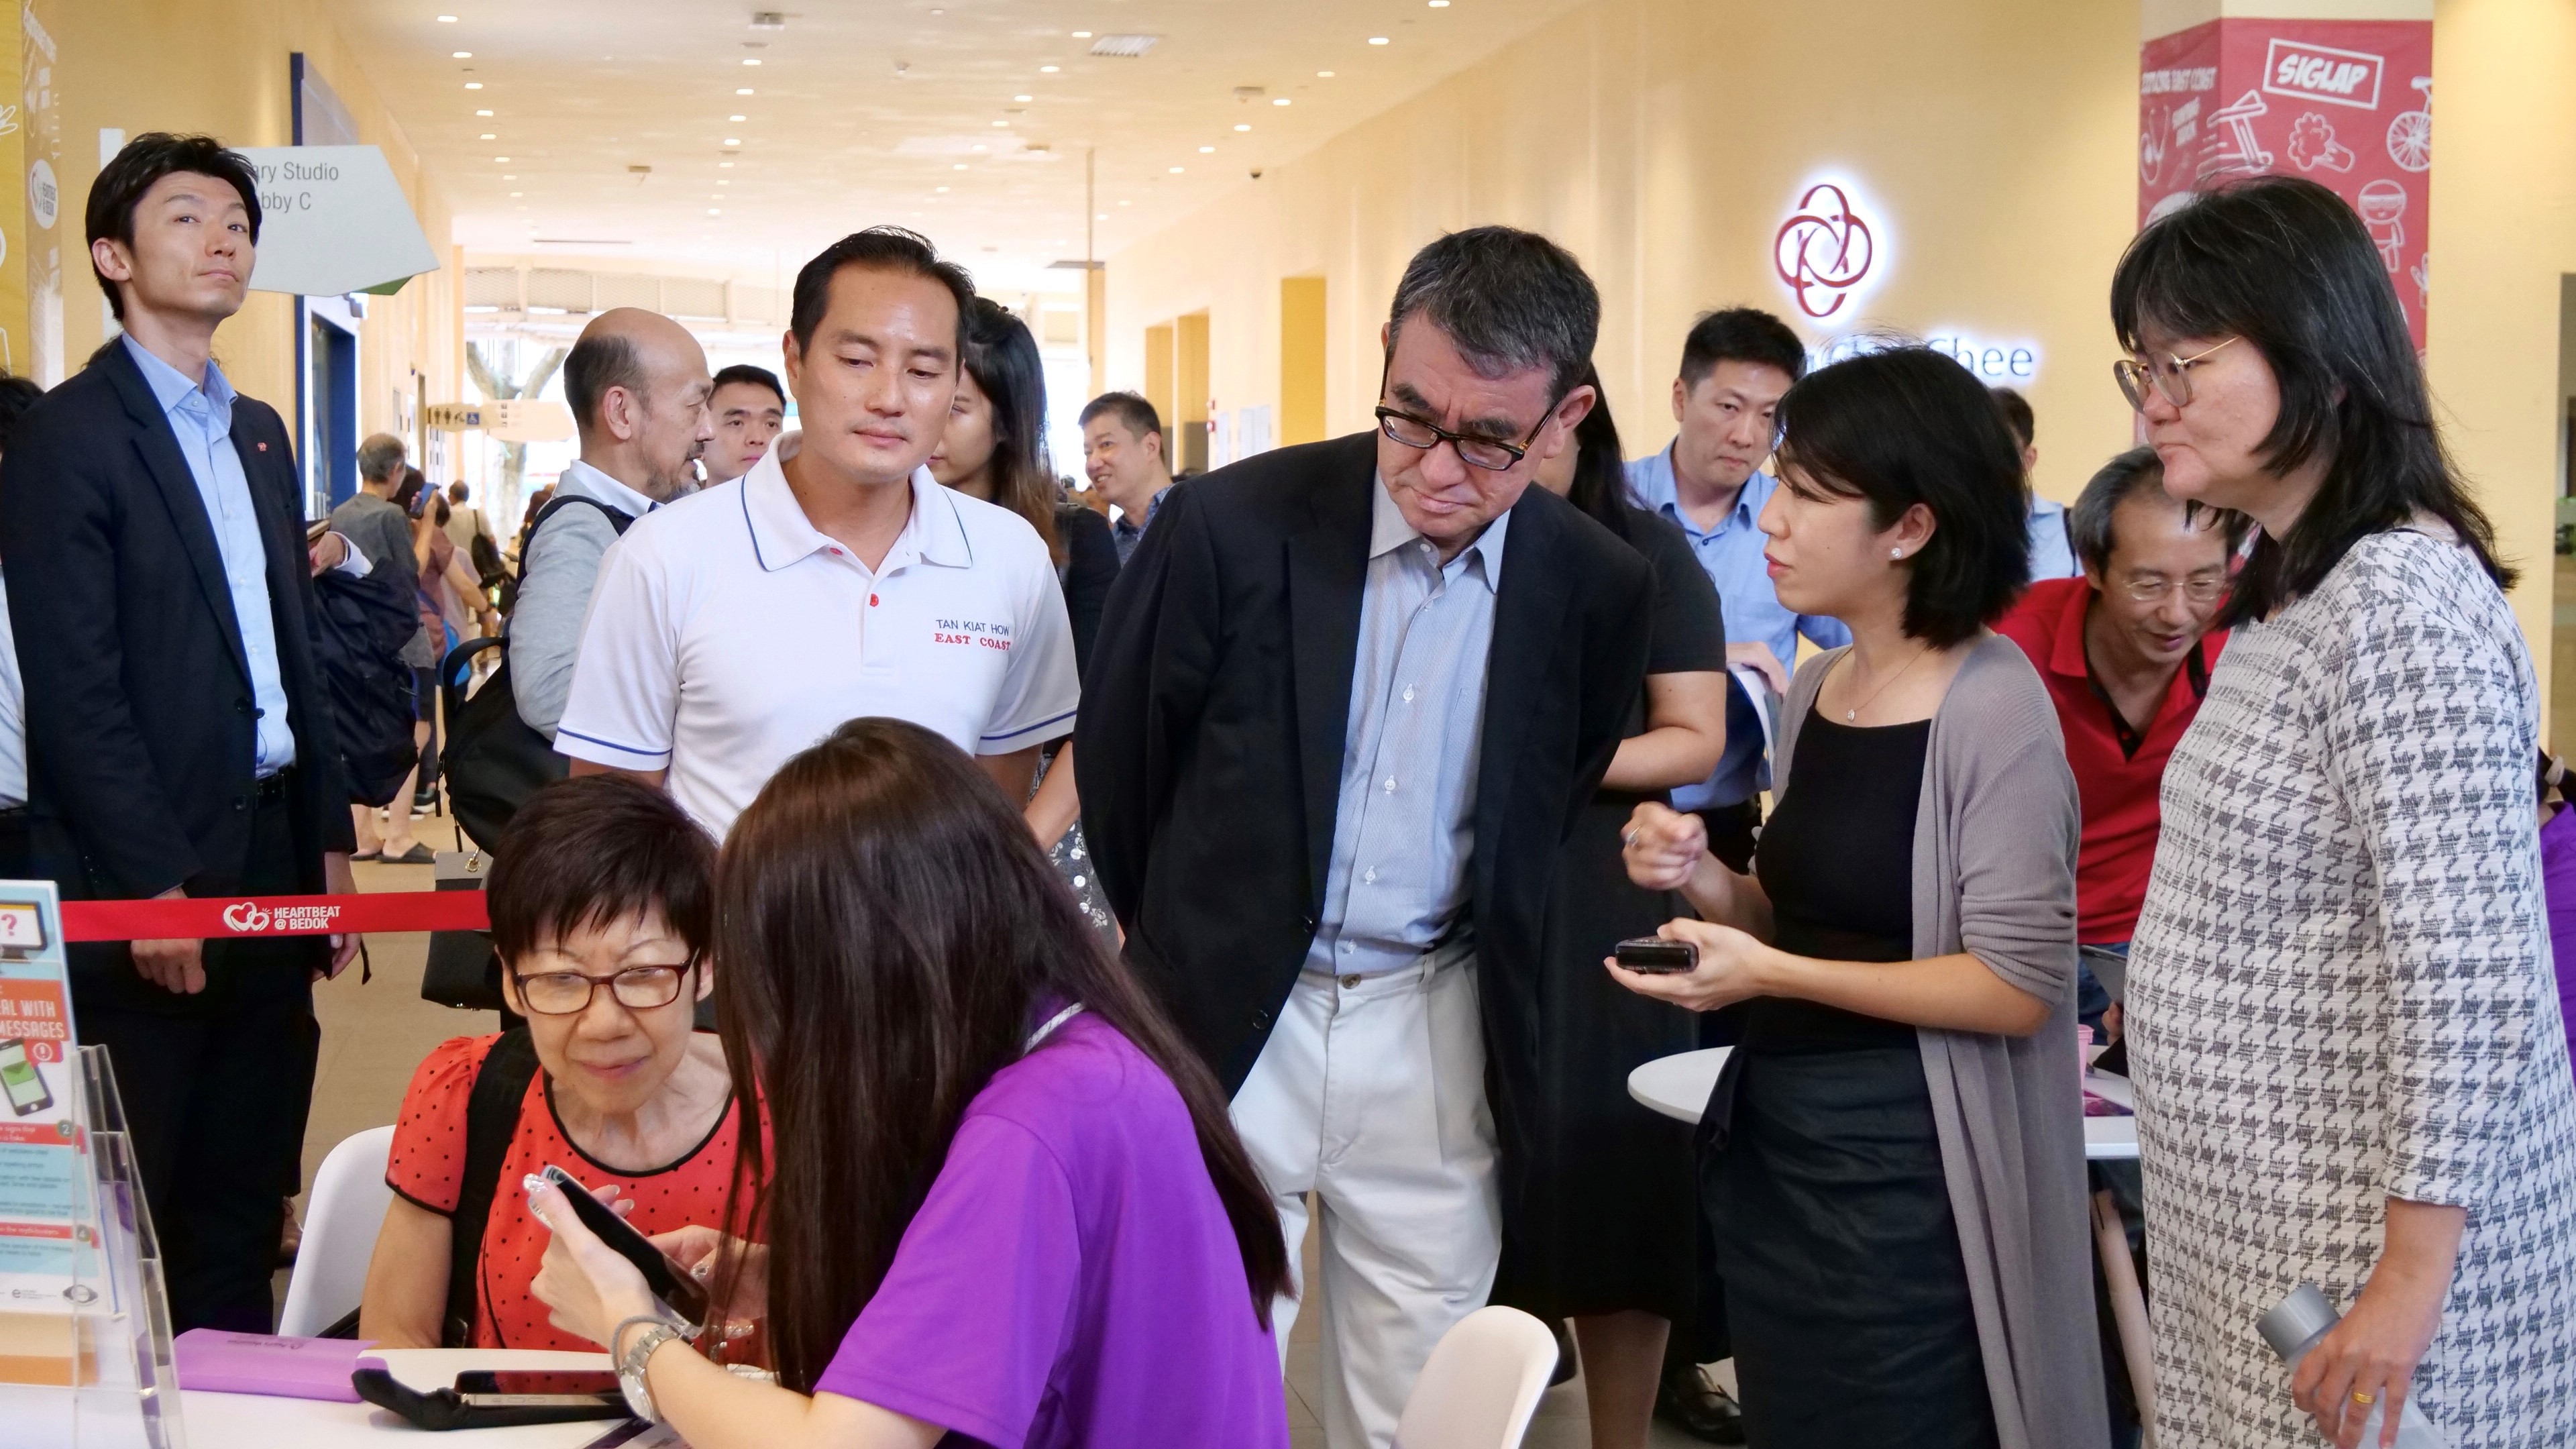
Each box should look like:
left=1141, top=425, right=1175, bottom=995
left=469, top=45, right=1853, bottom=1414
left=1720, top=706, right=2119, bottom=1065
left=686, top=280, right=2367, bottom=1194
left=1617, top=347, right=2105, bottom=1449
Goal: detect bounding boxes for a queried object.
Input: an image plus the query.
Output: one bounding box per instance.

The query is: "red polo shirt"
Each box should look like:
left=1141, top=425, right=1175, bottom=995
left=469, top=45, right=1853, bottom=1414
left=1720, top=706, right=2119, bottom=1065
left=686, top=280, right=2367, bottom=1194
left=1995, top=576, right=2226, bottom=944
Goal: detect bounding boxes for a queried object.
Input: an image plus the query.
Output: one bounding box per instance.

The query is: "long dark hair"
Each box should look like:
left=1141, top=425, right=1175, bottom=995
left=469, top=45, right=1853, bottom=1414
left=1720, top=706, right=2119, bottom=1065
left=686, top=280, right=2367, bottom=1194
left=960, top=297, right=1063, bottom=566
left=709, top=718, right=1289, bottom=1391
left=1561, top=366, right=1631, bottom=533
left=2110, top=175, right=2508, bottom=626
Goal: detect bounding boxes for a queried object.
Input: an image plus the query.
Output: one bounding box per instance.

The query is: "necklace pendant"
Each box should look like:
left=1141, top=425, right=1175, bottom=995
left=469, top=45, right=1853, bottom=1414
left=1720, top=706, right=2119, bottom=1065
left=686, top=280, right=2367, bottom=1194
left=1844, top=708, right=1857, bottom=722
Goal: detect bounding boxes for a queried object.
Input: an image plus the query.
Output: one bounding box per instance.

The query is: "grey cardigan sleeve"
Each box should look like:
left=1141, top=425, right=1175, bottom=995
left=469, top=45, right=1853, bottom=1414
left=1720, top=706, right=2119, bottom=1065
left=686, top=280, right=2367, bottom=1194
left=507, top=506, right=619, bottom=739
left=1934, top=640, right=2081, bottom=1006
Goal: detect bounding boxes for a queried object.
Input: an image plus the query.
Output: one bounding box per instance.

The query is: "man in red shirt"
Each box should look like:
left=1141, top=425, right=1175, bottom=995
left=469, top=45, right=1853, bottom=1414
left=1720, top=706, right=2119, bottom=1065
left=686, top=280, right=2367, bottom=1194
left=1997, top=446, right=2241, bottom=1034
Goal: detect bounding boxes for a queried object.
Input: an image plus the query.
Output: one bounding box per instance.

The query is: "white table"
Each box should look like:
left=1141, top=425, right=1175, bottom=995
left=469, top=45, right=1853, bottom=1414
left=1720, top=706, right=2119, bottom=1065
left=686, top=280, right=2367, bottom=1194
left=1627, top=1045, right=2141, bottom=1159
left=185, top=1348, right=626, bottom=1448
left=1626, top=1044, right=2157, bottom=1427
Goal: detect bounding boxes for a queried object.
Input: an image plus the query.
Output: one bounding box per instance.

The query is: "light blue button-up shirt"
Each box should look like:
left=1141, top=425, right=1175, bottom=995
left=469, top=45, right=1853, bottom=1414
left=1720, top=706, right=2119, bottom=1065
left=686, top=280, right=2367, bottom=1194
left=2027, top=497, right=2079, bottom=581
left=123, top=334, right=297, bottom=775
left=1625, top=441, right=1848, bottom=808
left=1302, top=478, right=1508, bottom=977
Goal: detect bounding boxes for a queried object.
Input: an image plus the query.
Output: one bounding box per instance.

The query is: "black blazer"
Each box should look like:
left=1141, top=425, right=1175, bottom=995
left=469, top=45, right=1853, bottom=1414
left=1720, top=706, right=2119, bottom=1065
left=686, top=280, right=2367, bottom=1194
left=1077, top=431, right=1654, bottom=1122
left=1, top=341, right=355, bottom=991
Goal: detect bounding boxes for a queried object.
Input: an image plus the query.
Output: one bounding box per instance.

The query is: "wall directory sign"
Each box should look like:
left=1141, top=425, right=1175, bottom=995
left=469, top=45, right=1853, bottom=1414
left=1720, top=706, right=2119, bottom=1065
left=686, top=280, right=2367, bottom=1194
left=2139, top=17, right=2434, bottom=347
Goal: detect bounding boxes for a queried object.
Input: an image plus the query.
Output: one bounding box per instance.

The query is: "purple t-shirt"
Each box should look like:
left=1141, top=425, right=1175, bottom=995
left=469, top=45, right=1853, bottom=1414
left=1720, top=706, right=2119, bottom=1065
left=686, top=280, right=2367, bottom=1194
left=814, top=1012, right=1287, bottom=1449
left=2541, top=806, right=2576, bottom=1075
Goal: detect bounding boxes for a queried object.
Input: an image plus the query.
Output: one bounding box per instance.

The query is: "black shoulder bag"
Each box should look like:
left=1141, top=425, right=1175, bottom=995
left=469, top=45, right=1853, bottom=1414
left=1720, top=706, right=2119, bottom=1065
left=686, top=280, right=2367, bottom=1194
left=443, top=1028, right=543, bottom=1347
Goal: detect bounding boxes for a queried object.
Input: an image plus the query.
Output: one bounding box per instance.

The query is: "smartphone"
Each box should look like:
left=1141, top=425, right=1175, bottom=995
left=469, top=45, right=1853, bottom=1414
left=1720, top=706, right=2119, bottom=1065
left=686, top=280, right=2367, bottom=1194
left=1613, top=937, right=1699, bottom=974
left=455, top=1368, right=624, bottom=1404
left=353, top=1366, right=628, bottom=1430
left=0, top=1039, right=52, bottom=1116
left=535, top=1164, right=710, bottom=1327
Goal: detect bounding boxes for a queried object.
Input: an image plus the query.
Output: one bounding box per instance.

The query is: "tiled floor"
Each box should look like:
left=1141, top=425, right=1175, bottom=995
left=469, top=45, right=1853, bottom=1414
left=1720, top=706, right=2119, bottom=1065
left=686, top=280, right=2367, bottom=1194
left=288, top=806, right=1725, bottom=1448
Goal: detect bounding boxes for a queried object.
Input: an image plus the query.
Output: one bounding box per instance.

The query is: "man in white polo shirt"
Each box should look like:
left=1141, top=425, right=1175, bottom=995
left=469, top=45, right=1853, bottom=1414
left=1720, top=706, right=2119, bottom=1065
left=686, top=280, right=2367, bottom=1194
left=555, top=227, right=1077, bottom=835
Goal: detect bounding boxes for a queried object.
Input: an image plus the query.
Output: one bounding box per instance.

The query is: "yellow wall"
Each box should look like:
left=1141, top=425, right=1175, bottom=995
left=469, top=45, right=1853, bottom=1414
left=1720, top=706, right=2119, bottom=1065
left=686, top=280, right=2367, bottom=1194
left=43, top=0, right=462, bottom=468
left=1280, top=276, right=1328, bottom=447
left=1107, top=0, right=2572, bottom=718
left=2426, top=0, right=2576, bottom=718
left=1106, top=0, right=2143, bottom=513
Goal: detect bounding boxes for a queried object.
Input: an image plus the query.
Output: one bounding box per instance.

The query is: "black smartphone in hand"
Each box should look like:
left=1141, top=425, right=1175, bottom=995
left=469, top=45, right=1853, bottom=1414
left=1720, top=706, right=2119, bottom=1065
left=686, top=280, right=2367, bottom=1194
left=536, top=1163, right=710, bottom=1327
left=1614, top=937, right=1699, bottom=973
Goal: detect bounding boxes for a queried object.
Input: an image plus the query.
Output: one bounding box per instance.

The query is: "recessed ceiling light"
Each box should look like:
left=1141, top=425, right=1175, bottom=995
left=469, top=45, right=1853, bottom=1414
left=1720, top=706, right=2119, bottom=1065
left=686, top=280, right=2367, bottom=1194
left=1318, top=70, right=1336, bottom=77
left=476, top=108, right=493, bottom=115
left=971, top=144, right=987, bottom=152
left=729, top=113, right=746, bottom=121
left=737, top=87, right=754, bottom=95
left=465, top=81, right=483, bottom=89
left=1430, top=1, right=1450, bottom=7
left=1096, top=211, right=1109, bottom=219
left=1118, top=199, right=1130, bottom=205
left=451, top=50, right=473, bottom=58
left=707, top=207, right=721, bottom=215
left=1273, top=97, right=1291, bottom=106
left=719, top=160, right=734, bottom=168
left=1168, top=166, right=1183, bottom=173
left=723, top=138, right=741, bottom=146
left=493, top=155, right=509, bottom=162
left=1014, top=94, right=1033, bottom=103
left=991, top=119, right=1010, bottom=127
left=1039, top=64, right=1060, bottom=72
left=502, top=173, right=517, bottom=180
left=1071, top=30, right=1092, bottom=38
left=936, top=185, right=951, bottom=193
left=437, top=14, right=457, bottom=21
left=1198, top=145, right=1215, bottom=153
left=741, top=57, right=760, bottom=65
left=479, top=132, right=495, bottom=140
left=1368, top=36, right=1390, bottom=45
left=953, top=162, right=968, bottom=170
left=717, top=178, right=729, bottom=184
left=509, top=191, right=522, bottom=197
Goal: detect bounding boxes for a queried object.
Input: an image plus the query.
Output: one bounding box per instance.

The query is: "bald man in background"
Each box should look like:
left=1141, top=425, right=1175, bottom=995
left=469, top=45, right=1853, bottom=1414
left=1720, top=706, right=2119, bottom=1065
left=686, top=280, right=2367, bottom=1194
left=510, top=308, right=712, bottom=738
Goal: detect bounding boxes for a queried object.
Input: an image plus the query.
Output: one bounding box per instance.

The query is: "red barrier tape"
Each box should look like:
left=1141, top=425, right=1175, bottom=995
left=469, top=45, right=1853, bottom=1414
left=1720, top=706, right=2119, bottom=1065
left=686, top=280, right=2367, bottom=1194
left=59, top=891, right=489, bottom=942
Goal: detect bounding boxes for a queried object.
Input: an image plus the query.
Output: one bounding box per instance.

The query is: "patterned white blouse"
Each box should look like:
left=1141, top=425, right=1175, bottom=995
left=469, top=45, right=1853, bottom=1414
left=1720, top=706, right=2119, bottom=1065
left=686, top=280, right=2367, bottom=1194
left=2131, top=528, right=2576, bottom=1448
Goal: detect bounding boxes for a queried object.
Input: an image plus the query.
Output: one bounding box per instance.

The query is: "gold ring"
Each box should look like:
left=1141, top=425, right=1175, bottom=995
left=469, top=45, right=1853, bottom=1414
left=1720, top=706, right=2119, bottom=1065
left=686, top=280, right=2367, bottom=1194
left=2351, top=1390, right=2377, bottom=1406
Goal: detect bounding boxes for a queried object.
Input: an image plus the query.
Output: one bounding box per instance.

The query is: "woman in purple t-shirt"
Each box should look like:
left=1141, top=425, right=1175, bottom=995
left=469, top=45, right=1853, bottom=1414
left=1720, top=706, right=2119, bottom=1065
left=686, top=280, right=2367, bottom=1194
left=527, top=717, right=1292, bottom=1449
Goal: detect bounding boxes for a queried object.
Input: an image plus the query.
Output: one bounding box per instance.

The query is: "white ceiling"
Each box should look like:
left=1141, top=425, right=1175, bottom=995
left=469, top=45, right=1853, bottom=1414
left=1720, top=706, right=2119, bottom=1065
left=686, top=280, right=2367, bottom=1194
left=335, top=0, right=1591, bottom=292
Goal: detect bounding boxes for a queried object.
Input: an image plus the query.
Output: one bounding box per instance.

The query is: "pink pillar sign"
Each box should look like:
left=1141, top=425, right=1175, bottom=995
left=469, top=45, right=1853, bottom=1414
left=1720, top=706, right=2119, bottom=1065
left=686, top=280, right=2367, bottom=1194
left=2139, top=17, right=2434, bottom=346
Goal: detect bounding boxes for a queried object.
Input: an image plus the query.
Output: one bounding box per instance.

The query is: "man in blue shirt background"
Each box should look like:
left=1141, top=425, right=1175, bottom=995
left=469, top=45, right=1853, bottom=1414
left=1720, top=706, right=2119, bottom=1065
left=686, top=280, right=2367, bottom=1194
left=1625, top=307, right=1846, bottom=874
left=1994, top=386, right=2081, bottom=583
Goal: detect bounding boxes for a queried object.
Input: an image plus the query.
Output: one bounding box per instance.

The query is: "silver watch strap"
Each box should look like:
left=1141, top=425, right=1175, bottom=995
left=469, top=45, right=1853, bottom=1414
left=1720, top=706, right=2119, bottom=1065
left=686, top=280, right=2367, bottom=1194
left=614, top=1316, right=686, bottom=1423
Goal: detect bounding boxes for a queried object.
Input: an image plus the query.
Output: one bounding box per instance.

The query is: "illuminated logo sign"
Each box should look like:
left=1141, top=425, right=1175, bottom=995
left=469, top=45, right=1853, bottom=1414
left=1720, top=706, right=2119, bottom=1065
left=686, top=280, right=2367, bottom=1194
left=2262, top=39, right=2383, bottom=110
left=1774, top=181, right=1880, bottom=321
left=1811, top=331, right=2041, bottom=383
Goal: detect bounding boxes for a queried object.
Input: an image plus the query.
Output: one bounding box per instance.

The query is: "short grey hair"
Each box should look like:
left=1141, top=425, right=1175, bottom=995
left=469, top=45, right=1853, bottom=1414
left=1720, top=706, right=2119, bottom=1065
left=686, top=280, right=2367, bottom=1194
left=356, top=432, right=408, bottom=484
left=1385, top=226, right=1600, bottom=398
left=2069, top=445, right=2253, bottom=572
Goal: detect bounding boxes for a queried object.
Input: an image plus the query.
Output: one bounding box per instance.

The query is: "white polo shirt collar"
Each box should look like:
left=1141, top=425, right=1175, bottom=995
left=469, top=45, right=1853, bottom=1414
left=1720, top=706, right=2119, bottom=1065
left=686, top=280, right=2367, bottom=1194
left=740, top=432, right=967, bottom=576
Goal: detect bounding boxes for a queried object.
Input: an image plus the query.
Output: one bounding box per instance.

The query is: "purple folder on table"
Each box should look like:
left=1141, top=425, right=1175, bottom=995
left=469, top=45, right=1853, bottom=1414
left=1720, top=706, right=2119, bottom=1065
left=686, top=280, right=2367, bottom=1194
left=173, top=1328, right=385, bottom=1401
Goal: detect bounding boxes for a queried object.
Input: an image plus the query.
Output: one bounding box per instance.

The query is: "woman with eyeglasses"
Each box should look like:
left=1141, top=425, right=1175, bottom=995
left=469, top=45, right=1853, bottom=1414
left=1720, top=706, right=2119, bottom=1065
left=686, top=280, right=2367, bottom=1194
left=2116, top=176, right=2576, bottom=1449
left=360, top=774, right=761, bottom=1350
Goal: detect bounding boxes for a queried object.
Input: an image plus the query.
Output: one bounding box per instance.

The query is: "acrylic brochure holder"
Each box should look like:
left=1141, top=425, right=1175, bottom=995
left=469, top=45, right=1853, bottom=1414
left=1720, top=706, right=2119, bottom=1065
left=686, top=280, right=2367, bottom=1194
left=0, top=881, right=187, bottom=1448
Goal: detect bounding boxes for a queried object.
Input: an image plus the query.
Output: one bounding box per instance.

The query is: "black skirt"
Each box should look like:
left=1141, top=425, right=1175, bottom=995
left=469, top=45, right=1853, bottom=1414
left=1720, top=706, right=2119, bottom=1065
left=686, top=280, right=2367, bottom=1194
left=1490, top=787, right=1700, bottom=1324
left=1703, top=1045, right=1998, bottom=1449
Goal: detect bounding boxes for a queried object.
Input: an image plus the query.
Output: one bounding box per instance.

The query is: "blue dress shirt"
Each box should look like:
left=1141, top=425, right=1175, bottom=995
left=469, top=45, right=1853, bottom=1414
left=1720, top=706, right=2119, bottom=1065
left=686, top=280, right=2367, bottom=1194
left=1625, top=442, right=1849, bottom=808
left=1110, top=482, right=1173, bottom=566
left=1303, top=478, right=1508, bottom=977
left=122, top=335, right=298, bottom=775
left=2027, top=497, right=2079, bottom=581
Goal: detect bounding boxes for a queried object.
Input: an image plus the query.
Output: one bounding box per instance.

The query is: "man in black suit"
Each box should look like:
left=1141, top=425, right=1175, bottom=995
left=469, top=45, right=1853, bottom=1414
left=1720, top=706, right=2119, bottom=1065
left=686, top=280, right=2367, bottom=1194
left=1, top=133, right=364, bottom=1332
left=1079, top=227, right=1652, bottom=1449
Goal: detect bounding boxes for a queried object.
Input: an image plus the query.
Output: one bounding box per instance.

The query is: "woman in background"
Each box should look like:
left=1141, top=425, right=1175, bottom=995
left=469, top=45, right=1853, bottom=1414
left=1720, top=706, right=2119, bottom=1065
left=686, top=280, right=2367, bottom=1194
left=1617, top=346, right=2104, bottom=1448
left=930, top=297, right=1119, bottom=938
left=2116, top=175, right=2576, bottom=1449
left=1497, top=372, right=1727, bottom=1449
left=528, top=718, right=1290, bottom=1448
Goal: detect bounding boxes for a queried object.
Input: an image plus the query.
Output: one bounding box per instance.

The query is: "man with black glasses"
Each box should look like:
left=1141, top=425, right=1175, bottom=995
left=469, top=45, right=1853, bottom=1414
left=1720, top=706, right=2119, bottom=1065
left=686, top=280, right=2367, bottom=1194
left=1081, top=227, right=1652, bottom=1449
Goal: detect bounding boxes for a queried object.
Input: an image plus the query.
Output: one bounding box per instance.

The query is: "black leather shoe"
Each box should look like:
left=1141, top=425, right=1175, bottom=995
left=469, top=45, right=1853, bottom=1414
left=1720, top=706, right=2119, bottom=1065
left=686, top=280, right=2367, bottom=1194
left=1654, top=1361, right=1747, bottom=1444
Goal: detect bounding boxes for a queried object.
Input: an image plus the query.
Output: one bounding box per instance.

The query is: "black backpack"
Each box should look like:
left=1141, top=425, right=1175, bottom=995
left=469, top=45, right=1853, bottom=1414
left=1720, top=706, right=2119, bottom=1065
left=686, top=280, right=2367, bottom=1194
left=311, top=558, right=424, bottom=808
left=440, top=494, right=633, bottom=852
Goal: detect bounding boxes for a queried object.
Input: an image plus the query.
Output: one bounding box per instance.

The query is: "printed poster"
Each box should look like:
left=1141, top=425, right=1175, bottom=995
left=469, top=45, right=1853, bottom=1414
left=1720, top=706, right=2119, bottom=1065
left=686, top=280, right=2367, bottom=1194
left=2139, top=18, right=2434, bottom=347
left=0, top=881, right=84, bottom=1312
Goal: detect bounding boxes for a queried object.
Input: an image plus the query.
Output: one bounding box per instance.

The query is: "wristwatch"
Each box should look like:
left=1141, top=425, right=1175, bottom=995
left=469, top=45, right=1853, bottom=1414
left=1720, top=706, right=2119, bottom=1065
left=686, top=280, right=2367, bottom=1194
left=614, top=1316, right=688, bottom=1423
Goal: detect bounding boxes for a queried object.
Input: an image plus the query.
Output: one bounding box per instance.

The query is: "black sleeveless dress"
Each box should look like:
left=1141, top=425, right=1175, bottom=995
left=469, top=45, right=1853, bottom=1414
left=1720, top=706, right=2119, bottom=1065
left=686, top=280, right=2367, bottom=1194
left=1699, top=707, right=2000, bottom=1449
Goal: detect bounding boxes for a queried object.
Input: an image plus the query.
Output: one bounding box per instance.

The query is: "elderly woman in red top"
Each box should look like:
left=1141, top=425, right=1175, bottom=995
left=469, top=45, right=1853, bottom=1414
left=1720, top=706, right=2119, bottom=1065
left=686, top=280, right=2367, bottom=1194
left=360, top=775, right=760, bottom=1349
left=1994, top=446, right=2239, bottom=1036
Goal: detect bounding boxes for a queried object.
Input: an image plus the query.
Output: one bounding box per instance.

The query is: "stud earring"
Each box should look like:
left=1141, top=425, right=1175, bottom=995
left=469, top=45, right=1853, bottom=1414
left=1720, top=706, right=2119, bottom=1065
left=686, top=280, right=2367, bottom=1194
left=1890, top=547, right=1904, bottom=559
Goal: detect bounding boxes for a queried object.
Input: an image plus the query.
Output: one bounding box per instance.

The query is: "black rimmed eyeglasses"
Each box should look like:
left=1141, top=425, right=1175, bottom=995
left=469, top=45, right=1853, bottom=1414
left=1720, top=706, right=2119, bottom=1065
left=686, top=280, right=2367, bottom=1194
left=1373, top=356, right=1564, bottom=472
left=510, top=963, right=696, bottom=1016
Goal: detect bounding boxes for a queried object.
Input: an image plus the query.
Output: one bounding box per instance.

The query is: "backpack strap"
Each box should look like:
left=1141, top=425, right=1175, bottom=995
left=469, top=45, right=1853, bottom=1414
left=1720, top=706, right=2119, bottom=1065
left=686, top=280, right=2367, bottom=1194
left=515, top=493, right=635, bottom=588
left=442, top=1027, right=543, bottom=1347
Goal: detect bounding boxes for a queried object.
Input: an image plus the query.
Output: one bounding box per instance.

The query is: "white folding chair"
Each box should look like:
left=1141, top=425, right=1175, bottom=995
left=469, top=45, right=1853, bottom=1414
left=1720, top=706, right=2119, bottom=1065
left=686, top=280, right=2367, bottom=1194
left=1391, top=1305, right=1560, bottom=1449
left=276, top=1125, right=398, bottom=1338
